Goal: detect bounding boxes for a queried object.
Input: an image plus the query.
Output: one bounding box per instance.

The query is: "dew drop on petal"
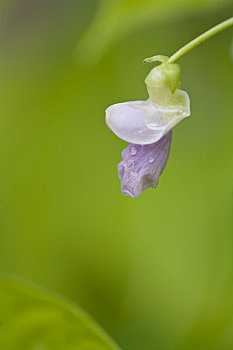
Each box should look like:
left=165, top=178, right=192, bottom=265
left=130, top=146, right=137, bottom=155
left=148, top=156, right=154, bottom=163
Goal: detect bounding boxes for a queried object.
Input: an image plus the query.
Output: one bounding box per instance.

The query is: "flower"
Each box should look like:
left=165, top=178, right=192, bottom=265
left=105, top=62, right=190, bottom=198
left=118, top=131, right=172, bottom=198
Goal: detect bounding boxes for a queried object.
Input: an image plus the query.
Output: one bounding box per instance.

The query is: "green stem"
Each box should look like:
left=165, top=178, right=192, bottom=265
left=144, top=17, right=233, bottom=64
left=168, top=17, right=233, bottom=63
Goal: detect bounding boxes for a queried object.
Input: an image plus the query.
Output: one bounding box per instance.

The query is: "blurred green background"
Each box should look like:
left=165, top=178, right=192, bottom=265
left=0, top=0, right=232, bottom=349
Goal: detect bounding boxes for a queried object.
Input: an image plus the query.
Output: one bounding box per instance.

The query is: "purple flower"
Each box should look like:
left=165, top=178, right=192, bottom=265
left=118, top=131, right=172, bottom=198
left=105, top=62, right=190, bottom=197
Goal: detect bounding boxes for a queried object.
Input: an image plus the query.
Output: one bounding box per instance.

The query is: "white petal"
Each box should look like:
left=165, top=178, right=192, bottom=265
left=105, top=90, right=190, bottom=144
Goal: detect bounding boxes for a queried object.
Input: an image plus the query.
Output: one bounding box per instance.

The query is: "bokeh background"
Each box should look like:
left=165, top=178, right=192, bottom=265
left=0, top=0, right=232, bottom=349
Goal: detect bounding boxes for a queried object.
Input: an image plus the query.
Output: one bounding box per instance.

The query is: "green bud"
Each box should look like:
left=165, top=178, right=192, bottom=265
left=145, top=63, right=181, bottom=103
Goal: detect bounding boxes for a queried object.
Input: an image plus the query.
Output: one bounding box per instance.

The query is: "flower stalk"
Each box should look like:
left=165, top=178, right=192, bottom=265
left=144, top=17, right=233, bottom=64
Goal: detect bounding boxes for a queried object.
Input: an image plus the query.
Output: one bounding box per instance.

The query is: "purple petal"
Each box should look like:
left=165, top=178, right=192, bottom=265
left=118, top=131, right=172, bottom=198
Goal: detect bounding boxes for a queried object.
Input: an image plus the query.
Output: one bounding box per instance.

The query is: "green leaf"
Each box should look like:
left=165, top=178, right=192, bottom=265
left=0, top=276, right=121, bottom=350
left=74, top=0, right=232, bottom=64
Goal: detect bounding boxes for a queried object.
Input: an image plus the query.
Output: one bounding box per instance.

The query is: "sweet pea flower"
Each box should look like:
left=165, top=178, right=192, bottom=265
left=106, top=62, right=190, bottom=198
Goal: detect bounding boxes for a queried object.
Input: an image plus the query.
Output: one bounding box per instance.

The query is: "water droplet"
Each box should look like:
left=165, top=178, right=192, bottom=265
left=130, top=146, right=137, bottom=155
left=148, top=156, right=154, bottom=163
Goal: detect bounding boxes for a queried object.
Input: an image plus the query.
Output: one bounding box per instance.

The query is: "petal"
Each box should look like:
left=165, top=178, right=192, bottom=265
left=106, top=90, right=190, bottom=145
left=118, top=130, right=172, bottom=198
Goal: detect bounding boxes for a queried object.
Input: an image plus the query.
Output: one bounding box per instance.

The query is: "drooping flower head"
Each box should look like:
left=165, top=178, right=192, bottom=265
left=105, top=60, right=190, bottom=198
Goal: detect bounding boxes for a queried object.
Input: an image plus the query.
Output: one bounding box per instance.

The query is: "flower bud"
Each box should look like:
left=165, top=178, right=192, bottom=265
left=145, top=63, right=181, bottom=103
